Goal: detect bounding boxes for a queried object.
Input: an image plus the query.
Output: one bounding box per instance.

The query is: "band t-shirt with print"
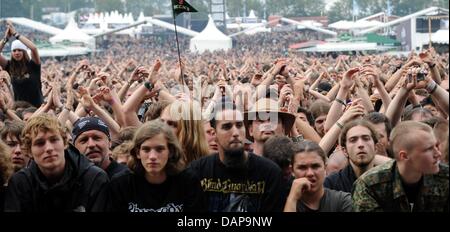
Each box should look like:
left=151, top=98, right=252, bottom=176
left=188, top=153, right=286, bottom=212
left=107, top=169, right=207, bottom=212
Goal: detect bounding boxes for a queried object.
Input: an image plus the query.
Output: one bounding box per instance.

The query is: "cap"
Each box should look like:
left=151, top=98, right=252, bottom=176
left=11, top=40, right=27, bottom=51
left=72, top=117, right=110, bottom=143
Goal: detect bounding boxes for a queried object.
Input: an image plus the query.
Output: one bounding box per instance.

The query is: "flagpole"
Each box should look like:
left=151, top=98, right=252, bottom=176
left=172, top=7, right=185, bottom=87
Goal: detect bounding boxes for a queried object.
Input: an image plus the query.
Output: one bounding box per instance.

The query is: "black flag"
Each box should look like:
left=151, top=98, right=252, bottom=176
left=172, top=0, right=198, bottom=17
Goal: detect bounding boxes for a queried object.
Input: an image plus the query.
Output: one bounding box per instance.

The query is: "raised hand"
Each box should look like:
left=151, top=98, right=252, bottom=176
left=341, top=67, right=360, bottom=90
left=340, top=99, right=365, bottom=123
left=401, top=68, right=418, bottom=91
left=288, top=178, right=312, bottom=201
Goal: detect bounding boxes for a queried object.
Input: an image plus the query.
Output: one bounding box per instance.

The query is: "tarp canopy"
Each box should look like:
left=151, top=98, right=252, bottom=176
left=366, top=33, right=400, bottom=46
left=297, top=42, right=390, bottom=52
left=329, top=20, right=382, bottom=30
left=289, top=40, right=325, bottom=49
left=7, top=17, right=63, bottom=35
left=431, top=29, right=449, bottom=44
left=50, top=17, right=95, bottom=49
left=329, top=20, right=354, bottom=30
left=296, top=20, right=323, bottom=29
left=190, top=15, right=232, bottom=53
left=418, top=29, right=449, bottom=46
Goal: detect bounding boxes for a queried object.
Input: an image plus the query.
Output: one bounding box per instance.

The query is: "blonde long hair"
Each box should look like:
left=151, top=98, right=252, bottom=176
left=166, top=100, right=210, bottom=164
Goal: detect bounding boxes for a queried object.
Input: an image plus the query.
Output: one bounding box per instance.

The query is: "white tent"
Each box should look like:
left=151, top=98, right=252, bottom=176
left=329, top=20, right=354, bottom=30
left=50, top=17, right=95, bottom=50
left=329, top=20, right=382, bottom=30
left=190, top=15, right=232, bottom=53
left=353, top=20, right=383, bottom=29
left=248, top=10, right=257, bottom=19
left=419, top=29, right=450, bottom=45
left=431, top=29, right=449, bottom=44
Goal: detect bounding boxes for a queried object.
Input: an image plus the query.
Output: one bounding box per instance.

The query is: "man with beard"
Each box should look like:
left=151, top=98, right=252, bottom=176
left=188, top=101, right=286, bottom=212
left=353, top=121, right=448, bottom=212
left=245, top=98, right=295, bottom=156
left=324, top=120, right=378, bottom=193
left=72, top=117, right=128, bottom=179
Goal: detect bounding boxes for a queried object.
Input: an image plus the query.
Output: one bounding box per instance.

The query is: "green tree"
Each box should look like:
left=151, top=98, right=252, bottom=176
left=268, top=0, right=325, bottom=17
left=95, top=0, right=123, bottom=13
left=327, top=0, right=449, bottom=23
left=0, top=0, right=26, bottom=17
left=327, top=0, right=352, bottom=22
left=226, top=0, right=263, bottom=17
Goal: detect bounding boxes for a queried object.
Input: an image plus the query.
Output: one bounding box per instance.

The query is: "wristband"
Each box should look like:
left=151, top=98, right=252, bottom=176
left=426, top=81, right=437, bottom=94
left=336, top=121, right=344, bottom=129
left=335, top=98, right=346, bottom=106
left=429, top=83, right=438, bottom=94
left=429, top=63, right=436, bottom=69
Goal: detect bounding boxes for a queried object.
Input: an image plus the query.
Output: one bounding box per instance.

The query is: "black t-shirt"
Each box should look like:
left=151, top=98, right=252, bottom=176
left=6, top=60, right=43, bottom=107
left=401, top=177, right=423, bottom=210
left=188, top=153, right=287, bottom=212
left=105, top=158, right=129, bottom=179
left=296, top=188, right=353, bottom=212
left=107, top=169, right=207, bottom=212
left=0, top=185, right=5, bottom=211
left=324, top=164, right=357, bottom=193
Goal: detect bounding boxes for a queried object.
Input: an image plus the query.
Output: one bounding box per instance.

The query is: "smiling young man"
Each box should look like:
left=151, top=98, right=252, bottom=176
left=4, top=114, right=109, bottom=212
left=352, top=121, right=448, bottom=212
left=72, top=117, right=128, bottom=178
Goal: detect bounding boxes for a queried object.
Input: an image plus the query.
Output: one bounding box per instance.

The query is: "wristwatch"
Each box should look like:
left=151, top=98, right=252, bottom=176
left=291, top=135, right=304, bottom=143
left=144, top=81, right=153, bottom=91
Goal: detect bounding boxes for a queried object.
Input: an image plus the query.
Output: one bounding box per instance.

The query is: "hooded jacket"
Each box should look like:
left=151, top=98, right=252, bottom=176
left=4, top=145, right=109, bottom=212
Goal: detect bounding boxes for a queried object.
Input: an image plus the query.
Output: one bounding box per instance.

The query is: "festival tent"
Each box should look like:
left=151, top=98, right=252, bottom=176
left=329, top=20, right=354, bottom=30
left=430, top=29, right=449, bottom=44
left=329, top=20, right=382, bottom=30
left=248, top=10, right=257, bottom=19
left=50, top=17, right=95, bottom=50
left=190, top=15, right=232, bottom=53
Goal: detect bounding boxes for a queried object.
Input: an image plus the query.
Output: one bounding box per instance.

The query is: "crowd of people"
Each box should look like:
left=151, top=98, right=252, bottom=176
left=0, top=20, right=448, bottom=212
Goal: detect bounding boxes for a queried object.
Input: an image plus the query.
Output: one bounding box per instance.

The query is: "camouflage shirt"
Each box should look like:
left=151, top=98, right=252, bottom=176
left=352, top=160, right=449, bottom=212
